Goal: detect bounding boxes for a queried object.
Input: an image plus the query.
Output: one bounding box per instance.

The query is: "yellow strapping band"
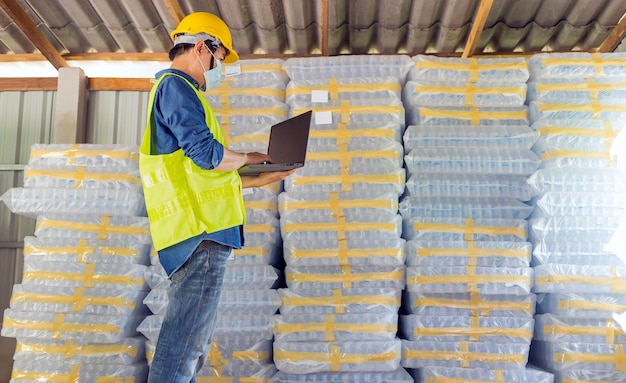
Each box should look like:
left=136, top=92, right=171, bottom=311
left=307, top=149, right=400, bottom=163
left=414, top=221, right=527, bottom=239
left=287, top=79, right=401, bottom=98
left=233, top=246, right=268, bottom=257
left=282, top=222, right=396, bottom=233
left=28, top=144, right=135, bottom=165
left=418, top=245, right=528, bottom=259
left=495, top=370, right=505, bottom=383
left=287, top=268, right=403, bottom=287
left=243, top=200, right=277, bottom=213
left=536, top=273, right=626, bottom=292
left=467, top=265, right=478, bottom=292
left=10, top=289, right=136, bottom=312
left=409, top=273, right=531, bottom=288
left=469, top=59, right=479, bottom=82
left=555, top=343, right=626, bottom=371
left=76, top=238, right=90, bottom=263
left=415, top=60, right=527, bottom=72
left=17, top=339, right=138, bottom=359
left=208, top=340, right=229, bottom=367
left=309, top=126, right=396, bottom=141
left=213, top=106, right=287, bottom=118
left=340, top=99, right=351, bottom=123
left=21, top=270, right=144, bottom=287
left=291, top=247, right=401, bottom=261
left=460, top=341, right=470, bottom=368
left=228, top=133, right=270, bottom=145
left=403, top=346, right=526, bottom=366
left=558, top=299, right=626, bottom=313
left=592, top=52, right=604, bottom=77
left=426, top=374, right=509, bottom=383
left=84, top=263, right=96, bottom=288
left=291, top=173, right=403, bottom=187
left=541, top=149, right=611, bottom=162
left=465, top=218, right=475, bottom=241
left=330, top=344, right=341, bottom=371
left=538, top=103, right=626, bottom=113
left=231, top=350, right=270, bottom=362
left=52, top=313, right=65, bottom=339
left=418, top=108, right=527, bottom=123
left=325, top=314, right=336, bottom=341
left=292, top=104, right=404, bottom=120
left=280, top=291, right=400, bottom=313
left=243, top=223, right=275, bottom=233
left=99, top=216, right=111, bottom=240
left=329, top=78, right=339, bottom=100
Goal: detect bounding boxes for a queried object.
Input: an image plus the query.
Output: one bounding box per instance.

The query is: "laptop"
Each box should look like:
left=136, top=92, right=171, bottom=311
left=238, top=110, right=312, bottom=176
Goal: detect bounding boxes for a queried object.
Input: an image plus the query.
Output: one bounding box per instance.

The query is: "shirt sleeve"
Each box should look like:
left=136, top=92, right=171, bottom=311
left=153, top=75, right=224, bottom=170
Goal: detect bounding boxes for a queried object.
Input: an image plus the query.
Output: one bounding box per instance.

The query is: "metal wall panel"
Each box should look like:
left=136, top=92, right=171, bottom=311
left=0, top=90, right=55, bottom=382
left=86, top=90, right=149, bottom=145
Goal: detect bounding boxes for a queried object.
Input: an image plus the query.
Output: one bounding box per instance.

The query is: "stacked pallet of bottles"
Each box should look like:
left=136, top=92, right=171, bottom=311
left=0, top=144, right=152, bottom=381
left=137, top=59, right=290, bottom=381
left=269, top=55, right=414, bottom=382
left=526, top=52, right=626, bottom=383
left=400, top=55, right=552, bottom=383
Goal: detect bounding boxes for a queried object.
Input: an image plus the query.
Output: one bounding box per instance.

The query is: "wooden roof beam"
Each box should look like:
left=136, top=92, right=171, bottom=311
left=462, top=0, right=494, bottom=58
left=0, top=0, right=69, bottom=70
left=163, top=0, right=185, bottom=25
left=598, top=12, right=626, bottom=53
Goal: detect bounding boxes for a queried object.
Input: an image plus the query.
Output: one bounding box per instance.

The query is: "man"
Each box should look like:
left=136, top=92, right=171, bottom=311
left=139, top=12, right=293, bottom=382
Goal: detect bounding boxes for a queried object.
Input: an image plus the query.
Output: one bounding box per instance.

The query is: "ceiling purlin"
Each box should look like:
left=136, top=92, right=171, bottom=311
left=462, top=0, right=494, bottom=58
left=598, top=12, right=626, bottom=52
left=0, top=0, right=68, bottom=69
left=163, top=0, right=184, bottom=26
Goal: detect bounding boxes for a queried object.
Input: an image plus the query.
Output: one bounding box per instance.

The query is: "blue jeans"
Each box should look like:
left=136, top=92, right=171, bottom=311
left=148, top=241, right=231, bottom=383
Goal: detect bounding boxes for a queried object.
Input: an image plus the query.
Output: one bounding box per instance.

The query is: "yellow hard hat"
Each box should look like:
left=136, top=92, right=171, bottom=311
left=170, top=12, right=239, bottom=63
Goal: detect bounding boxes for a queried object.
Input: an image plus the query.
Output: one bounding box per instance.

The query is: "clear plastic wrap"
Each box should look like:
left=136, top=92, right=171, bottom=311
left=23, top=164, right=142, bottom=192
left=534, top=313, right=626, bottom=345
left=273, top=312, right=398, bottom=342
left=403, top=291, right=536, bottom=318
left=406, top=266, right=533, bottom=295
left=213, top=101, right=289, bottom=125
left=527, top=78, right=626, bottom=103
left=9, top=283, right=148, bottom=316
left=199, top=363, right=277, bottom=380
left=403, top=125, right=538, bottom=151
left=404, top=147, right=540, bottom=176
left=285, top=265, right=405, bottom=290
left=273, top=339, right=401, bottom=373
left=221, top=58, right=289, bottom=84
left=529, top=100, right=626, bottom=122
left=23, top=236, right=150, bottom=265
left=224, top=123, right=271, bottom=152
left=243, top=187, right=278, bottom=217
left=285, top=77, right=402, bottom=105
left=402, top=217, right=528, bottom=242
left=401, top=340, right=529, bottom=369
left=532, top=240, right=626, bottom=267
left=27, top=143, right=139, bottom=168
left=552, top=370, right=626, bottom=383
left=399, top=196, right=533, bottom=219
left=400, top=314, right=534, bottom=343
left=21, top=259, right=147, bottom=290
left=403, top=80, right=527, bottom=107
left=536, top=293, right=626, bottom=318
left=290, top=98, right=405, bottom=128
left=34, top=214, right=152, bottom=243
left=532, top=191, right=626, bottom=218
left=410, top=366, right=554, bottom=383
left=308, top=121, right=403, bottom=146
left=282, top=55, right=415, bottom=81
left=0, top=187, right=146, bottom=218
left=143, top=287, right=280, bottom=317
left=305, top=140, right=404, bottom=169
left=279, top=190, right=398, bottom=219
left=404, top=173, right=534, bottom=201
left=528, top=52, right=626, bottom=80
left=533, top=264, right=626, bottom=294
left=406, top=106, right=529, bottom=127
left=410, top=55, right=529, bottom=82
left=532, top=134, right=624, bottom=170
left=405, top=240, right=531, bottom=267
left=271, top=368, right=413, bottom=383
left=529, top=216, right=622, bottom=243
left=1, top=309, right=143, bottom=343
left=277, top=288, right=401, bottom=315
left=138, top=314, right=274, bottom=344
left=280, top=213, right=402, bottom=242
left=144, top=264, right=279, bottom=290
left=13, top=336, right=145, bottom=365
left=531, top=339, right=625, bottom=372
left=284, top=165, right=405, bottom=195
left=282, top=237, right=405, bottom=267
left=204, top=78, right=286, bottom=104
left=244, top=213, right=281, bottom=243
left=528, top=167, right=626, bottom=194
left=9, top=360, right=147, bottom=383
left=231, top=239, right=282, bottom=266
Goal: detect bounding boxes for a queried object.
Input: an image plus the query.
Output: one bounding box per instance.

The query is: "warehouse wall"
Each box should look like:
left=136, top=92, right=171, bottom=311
left=0, top=90, right=56, bottom=380
left=0, top=89, right=148, bottom=381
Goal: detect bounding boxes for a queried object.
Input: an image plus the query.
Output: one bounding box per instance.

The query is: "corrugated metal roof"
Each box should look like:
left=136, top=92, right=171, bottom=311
left=0, top=0, right=625, bottom=61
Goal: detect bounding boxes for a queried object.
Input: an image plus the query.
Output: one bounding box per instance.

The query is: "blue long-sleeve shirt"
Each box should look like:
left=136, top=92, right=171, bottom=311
left=151, top=68, right=243, bottom=277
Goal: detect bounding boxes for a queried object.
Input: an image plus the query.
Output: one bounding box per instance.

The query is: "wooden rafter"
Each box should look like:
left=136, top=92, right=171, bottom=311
left=163, top=0, right=185, bottom=26
left=0, top=0, right=69, bottom=69
left=462, top=0, right=494, bottom=58
left=321, top=0, right=329, bottom=56
left=598, top=12, right=626, bottom=52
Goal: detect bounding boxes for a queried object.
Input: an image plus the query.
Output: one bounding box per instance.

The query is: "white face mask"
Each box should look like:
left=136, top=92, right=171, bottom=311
left=197, top=44, right=222, bottom=90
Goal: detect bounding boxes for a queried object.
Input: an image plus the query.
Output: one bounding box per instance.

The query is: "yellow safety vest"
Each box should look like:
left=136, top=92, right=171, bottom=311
left=139, top=72, right=246, bottom=251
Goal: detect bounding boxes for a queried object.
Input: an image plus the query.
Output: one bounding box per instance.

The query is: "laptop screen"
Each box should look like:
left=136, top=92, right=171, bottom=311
left=267, top=110, right=312, bottom=164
